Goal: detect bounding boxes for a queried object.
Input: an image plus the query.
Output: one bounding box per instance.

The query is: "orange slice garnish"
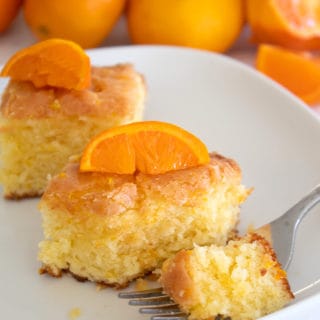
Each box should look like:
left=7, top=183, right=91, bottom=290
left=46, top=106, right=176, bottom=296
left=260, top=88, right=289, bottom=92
left=80, top=121, right=210, bottom=175
left=0, top=38, right=91, bottom=90
left=256, top=44, right=320, bottom=105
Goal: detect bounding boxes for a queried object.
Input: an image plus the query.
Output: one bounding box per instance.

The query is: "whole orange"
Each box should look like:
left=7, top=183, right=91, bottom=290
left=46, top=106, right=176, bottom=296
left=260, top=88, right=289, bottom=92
left=23, top=0, right=126, bottom=48
left=0, top=0, right=22, bottom=33
left=126, top=0, right=244, bottom=53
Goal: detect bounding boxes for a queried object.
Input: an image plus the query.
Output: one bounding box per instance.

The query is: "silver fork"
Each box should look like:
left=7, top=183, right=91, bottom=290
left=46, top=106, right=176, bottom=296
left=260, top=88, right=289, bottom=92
left=119, top=184, right=320, bottom=320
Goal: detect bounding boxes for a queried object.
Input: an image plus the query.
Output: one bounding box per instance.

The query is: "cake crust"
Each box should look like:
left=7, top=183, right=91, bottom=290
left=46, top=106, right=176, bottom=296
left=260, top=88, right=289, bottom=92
left=41, top=152, right=245, bottom=216
left=1, top=64, right=145, bottom=119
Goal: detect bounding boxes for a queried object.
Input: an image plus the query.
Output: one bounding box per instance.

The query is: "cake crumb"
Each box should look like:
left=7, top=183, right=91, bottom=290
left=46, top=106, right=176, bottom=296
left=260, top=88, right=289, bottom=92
left=58, top=172, right=66, bottom=178
left=135, top=278, right=149, bottom=291
left=246, top=223, right=255, bottom=233
left=96, top=283, right=108, bottom=291
left=68, top=307, right=81, bottom=320
left=50, top=99, right=61, bottom=110
left=146, top=269, right=161, bottom=281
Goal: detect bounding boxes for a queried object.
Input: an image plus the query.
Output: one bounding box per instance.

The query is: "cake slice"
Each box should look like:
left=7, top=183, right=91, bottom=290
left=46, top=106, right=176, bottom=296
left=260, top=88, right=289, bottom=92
left=0, top=64, right=145, bottom=199
left=160, top=233, right=294, bottom=320
left=38, top=152, right=250, bottom=287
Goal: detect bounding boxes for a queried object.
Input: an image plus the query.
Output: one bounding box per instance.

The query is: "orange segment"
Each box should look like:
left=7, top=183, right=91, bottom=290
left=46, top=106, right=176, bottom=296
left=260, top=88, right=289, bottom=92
left=80, top=121, right=210, bottom=175
left=256, top=44, right=320, bottom=105
left=0, top=38, right=90, bottom=90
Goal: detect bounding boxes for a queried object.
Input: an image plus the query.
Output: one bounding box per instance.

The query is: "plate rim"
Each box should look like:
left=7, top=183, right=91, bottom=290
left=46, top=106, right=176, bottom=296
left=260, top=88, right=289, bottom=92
left=88, top=44, right=320, bottom=125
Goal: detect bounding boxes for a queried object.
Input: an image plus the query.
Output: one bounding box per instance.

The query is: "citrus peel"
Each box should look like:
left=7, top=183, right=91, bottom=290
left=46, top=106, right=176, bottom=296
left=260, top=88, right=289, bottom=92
left=0, top=0, right=22, bottom=33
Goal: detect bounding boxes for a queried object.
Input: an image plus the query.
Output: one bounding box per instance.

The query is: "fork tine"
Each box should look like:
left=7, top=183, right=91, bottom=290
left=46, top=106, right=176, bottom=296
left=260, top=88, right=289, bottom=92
left=119, top=287, right=188, bottom=319
left=129, top=296, right=175, bottom=306
left=140, top=306, right=182, bottom=314
left=118, top=287, right=165, bottom=299
left=151, top=315, right=188, bottom=320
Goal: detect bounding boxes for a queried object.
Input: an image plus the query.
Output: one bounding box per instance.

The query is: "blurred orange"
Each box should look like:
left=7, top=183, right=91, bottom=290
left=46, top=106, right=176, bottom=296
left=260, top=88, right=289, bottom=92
left=0, top=0, right=22, bottom=33
left=247, top=0, right=320, bottom=50
left=23, top=0, right=126, bottom=48
left=256, top=44, right=320, bottom=105
left=126, top=0, right=244, bottom=53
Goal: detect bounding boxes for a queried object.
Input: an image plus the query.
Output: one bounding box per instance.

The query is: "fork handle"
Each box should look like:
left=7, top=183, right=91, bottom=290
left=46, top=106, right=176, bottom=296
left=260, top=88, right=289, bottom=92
left=272, top=184, right=320, bottom=270
left=279, top=184, right=320, bottom=227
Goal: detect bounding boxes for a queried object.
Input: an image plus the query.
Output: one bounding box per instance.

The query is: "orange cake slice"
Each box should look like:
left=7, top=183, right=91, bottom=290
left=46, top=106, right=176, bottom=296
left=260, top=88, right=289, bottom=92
left=160, top=233, right=294, bottom=320
left=38, top=152, right=250, bottom=287
left=0, top=64, right=145, bottom=198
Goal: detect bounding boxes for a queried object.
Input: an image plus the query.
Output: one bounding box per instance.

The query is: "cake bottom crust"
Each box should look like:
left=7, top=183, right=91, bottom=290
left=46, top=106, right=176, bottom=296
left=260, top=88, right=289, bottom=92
left=4, top=191, right=42, bottom=200
left=39, top=264, right=155, bottom=289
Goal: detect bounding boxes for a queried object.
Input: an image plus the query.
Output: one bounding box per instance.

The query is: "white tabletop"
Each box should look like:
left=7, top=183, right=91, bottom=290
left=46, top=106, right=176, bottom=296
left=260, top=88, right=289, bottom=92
left=1, top=13, right=320, bottom=116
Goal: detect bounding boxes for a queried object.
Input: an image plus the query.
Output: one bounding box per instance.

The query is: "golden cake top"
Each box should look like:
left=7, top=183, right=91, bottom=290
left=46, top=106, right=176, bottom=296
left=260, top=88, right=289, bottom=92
left=0, top=64, right=145, bottom=119
left=40, top=152, right=245, bottom=216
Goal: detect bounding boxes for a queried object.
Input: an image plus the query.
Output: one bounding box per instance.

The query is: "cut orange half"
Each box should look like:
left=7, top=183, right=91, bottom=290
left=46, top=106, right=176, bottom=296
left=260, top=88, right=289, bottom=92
left=80, top=121, right=210, bottom=175
left=0, top=38, right=91, bottom=90
left=256, top=44, right=320, bottom=105
left=247, top=0, right=320, bottom=50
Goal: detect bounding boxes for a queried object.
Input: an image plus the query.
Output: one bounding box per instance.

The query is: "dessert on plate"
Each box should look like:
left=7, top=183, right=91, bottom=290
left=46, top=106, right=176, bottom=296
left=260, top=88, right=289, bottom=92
left=38, top=121, right=250, bottom=287
left=0, top=40, right=146, bottom=199
left=0, top=65, right=145, bottom=199
left=160, top=233, right=294, bottom=320
left=38, top=153, right=249, bottom=287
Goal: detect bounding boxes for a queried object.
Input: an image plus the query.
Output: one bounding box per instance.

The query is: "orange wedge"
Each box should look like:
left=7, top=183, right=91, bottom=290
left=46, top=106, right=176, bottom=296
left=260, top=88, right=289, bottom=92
left=0, top=38, right=90, bottom=90
left=256, top=44, right=320, bottom=105
left=80, top=121, right=210, bottom=175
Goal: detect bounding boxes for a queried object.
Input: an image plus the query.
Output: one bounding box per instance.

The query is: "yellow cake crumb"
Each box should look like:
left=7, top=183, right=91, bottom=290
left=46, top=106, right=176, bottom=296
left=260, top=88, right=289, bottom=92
left=135, top=278, right=150, bottom=291
left=50, top=99, right=61, bottom=110
left=68, top=307, right=81, bottom=320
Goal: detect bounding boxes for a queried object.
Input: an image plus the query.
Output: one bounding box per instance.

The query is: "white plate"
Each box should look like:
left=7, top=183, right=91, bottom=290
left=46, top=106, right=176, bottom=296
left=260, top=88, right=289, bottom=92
left=1, top=46, right=320, bottom=319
